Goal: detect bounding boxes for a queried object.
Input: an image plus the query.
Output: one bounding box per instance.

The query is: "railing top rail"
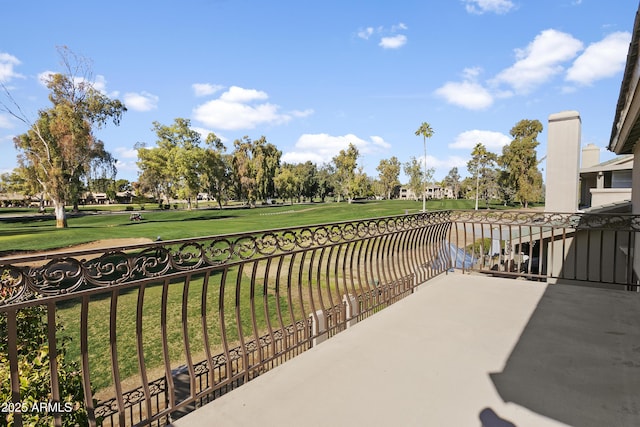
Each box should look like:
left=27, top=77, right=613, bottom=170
left=0, top=210, right=452, bottom=264
left=449, top=210, right=640, bottom=230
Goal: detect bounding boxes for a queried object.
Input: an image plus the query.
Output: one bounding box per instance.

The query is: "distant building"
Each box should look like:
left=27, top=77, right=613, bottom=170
left=399, top=185, right=455, bottom=200
left=579, top=144, right=633, bottom=209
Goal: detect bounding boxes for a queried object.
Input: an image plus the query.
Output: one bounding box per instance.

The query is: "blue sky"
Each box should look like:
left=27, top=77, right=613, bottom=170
left=0, top=0, right=636, bottom=184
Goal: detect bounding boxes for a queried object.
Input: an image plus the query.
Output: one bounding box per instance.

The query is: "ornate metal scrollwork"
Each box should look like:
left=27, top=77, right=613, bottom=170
left=448, top=210, right=640, bottom=231
left=5, top=210, right=634, bottom=306
left=0, top=212, right=452, bottom=305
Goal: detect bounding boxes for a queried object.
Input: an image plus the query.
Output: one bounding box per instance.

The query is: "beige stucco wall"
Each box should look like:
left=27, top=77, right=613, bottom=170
left=632, top=142, right=640, bottom=283
left=546, top=230, right=631, bottom=288
left=590, top=188, right=632, bottom=207
left=546, top=111, right=581, bottom=213
left=581, top=144, right=600, bottom=168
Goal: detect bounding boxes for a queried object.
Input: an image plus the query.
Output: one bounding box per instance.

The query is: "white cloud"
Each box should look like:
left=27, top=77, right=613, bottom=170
left=357, top=27, right=374, bottom=40
left=357, top=23, right=408, bottom=49
left=193, top=86, right=312, bottom=131
left=91, top=75, right=108, bottom=93
left=462, top=67, right=482, bottom=80
left=112, top=147, right=140, bottom=177
left=220, top=86, right=268, bottom=103
left=114, top=146, right=138, bottom=159
left=0, top=53, right=22, bottom=83
left=492, top=29, right=583, bottom=94
left=392, top=23, right=408, bottom=32
left=424, top=155, right=468, bottom=169
left=566, top=32, right=631, bottom=86
left=464, top=0, right=515, bottom=15
left=379, top=35, right=407, bottom=49
left=123, top=91, right=159, bottom=112
left=290, top=109, right=314, bottom=118
left=192, top=83, right=224, bottom=97
left=37, top=70, right=56, bottom=87
left=370, top=135, right=391, bottom=149
left=435, top=80, right=494, bottom=110
left=0, top=114, right=13, bottom=129
left=449, top=129, right=511, bottom=151
left=282, top=133, right=390, bottom=165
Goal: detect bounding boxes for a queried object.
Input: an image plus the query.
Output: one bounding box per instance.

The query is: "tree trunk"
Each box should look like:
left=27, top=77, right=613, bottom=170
left=53, top=200, right=67, bottom=228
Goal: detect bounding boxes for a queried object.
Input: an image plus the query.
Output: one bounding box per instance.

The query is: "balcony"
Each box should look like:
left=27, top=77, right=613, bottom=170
left=172, top=272, right=640, bottom=427
left=1, top=210, right=639, bottom=426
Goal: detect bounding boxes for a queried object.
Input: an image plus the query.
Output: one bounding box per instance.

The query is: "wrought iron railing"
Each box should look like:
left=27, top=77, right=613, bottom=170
left=0, top=211, right=452, bottom=426
left=1, top=209, right=638, bottom=426
left=448, top=210, right=639, bottom=290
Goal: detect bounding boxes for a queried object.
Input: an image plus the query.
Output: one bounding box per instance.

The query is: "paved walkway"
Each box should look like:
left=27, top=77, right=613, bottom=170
left=171, top=272, right=640, bottom=427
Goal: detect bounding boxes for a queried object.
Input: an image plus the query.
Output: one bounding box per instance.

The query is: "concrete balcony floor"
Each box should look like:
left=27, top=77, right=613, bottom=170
left=171, top=272, right=640, bottom=427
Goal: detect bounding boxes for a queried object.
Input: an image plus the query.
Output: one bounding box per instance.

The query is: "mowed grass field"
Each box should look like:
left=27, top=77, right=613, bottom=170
left=0, top=198, right=507, bottom=254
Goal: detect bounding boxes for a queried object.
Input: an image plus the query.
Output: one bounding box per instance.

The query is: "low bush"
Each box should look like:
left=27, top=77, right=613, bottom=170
left=0, top=271, right=95, bottom=426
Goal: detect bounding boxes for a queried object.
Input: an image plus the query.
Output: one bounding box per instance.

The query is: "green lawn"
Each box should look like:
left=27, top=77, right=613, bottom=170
left=57, top=268, right=288, bottom=392
left=0, top=199, right=530, bottom=254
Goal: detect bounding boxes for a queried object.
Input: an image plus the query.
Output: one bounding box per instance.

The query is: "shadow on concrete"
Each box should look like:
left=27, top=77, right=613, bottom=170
left=479, top=408, right=516, bottom=427
left=490, top=284, right=640, bottom=427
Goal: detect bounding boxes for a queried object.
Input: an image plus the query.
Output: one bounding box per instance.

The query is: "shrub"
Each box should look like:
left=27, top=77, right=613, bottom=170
left=0, top=272, right=95, bottom=426
left=466, top=237, right=492, bottom=256
left=125, top=206, right=134, bottom=211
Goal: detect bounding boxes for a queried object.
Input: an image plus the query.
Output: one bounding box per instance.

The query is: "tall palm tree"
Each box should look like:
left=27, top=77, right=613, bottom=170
left=415, top=122, right=434, bottom=212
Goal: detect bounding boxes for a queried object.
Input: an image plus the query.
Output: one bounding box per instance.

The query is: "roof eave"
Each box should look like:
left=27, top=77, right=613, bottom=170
left=609, top=6, right=640, bottom=155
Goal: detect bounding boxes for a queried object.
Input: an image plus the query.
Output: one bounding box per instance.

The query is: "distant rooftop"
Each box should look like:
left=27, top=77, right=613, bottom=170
left=580, top=154, right=633, bottom=173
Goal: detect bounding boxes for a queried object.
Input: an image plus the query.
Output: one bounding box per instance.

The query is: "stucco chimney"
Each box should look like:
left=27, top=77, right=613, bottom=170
left=581, top=143, right=600, bottom=169
left=545, top=111, right=581, bottom=213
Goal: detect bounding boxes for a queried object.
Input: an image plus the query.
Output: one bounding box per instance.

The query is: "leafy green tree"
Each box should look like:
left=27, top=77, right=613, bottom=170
left=115, top=179, right=132, bottom=192
left=352, top=167, right=372, bottom=199
left=460, top=176, right=475, bottom=199
left=316, top=163, right=335, bottom=202
left=499, top=119, right=544, bottom=208
left=253, top=136, right=282, bottom=203
left=135, top=143, right=168, bottom=206
left=230, top=136, right=281, bottom=206
left=404, top=157, right=434, bottom=202
left=201, top=133, right=230, bottom=209
left=497, top=170, right=516, bottom=206
left=231, top=136, right=257, bottom=206
left=467, top=143, right=498, bottom=210
left=376, top=156, right=401, bottom=200
left=137, top=118, right=206, bottom=210
left=295, top=161, right=318, bottom=202
left=4, top=48, right=126, bottom=227
left=275, top=164, right=300, bottom=204
left=443, top=167, right=461, bottom=199
left=0, top=167, right=44, bottom=208
left=415, top=122, right=434, bottom=212
left=157, top=118, right=204, bottom=209
left=332, top=143, right=360, bottom=203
